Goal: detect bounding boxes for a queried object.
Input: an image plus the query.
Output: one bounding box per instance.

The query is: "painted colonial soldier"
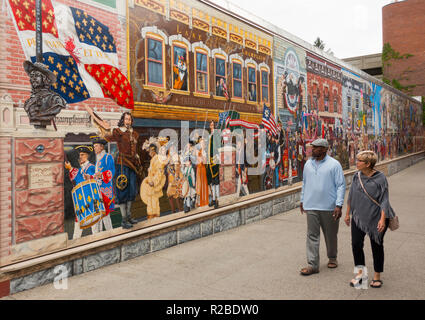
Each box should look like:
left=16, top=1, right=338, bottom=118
left=91, top=135, right=115, bottom=233
left=206, top=121, right=220, bottom=209
left=104, top=112, right=141, bottom=229
left=65, top=145, right=96, bottom=239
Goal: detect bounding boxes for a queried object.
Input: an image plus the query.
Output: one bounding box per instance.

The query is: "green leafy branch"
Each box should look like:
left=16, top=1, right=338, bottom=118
left=382, top=42, right=415, bottom=93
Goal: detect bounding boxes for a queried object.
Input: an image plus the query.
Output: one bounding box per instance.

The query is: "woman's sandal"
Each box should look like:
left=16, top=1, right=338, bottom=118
left=349, top=274, right=363, bottom=287
left=370, top=280, right=383, bottom=288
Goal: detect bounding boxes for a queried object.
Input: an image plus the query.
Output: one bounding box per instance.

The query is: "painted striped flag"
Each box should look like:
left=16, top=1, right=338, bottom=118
left=227, top=119, right=260, bottom=130
left=7, top=0, right=134, bottom=109
left=262, top=104, right=278, bottom=136
left=222, top=81, right=229, bottom=100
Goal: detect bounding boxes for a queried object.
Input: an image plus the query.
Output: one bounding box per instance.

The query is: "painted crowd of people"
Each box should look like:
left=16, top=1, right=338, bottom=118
left=65, top=108, right=414, bottom=244
left=66, top=113, right=245, bottom=238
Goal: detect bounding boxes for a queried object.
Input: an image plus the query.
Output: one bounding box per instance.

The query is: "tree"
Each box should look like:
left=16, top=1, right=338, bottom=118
left=313, top=37, right=325, bottom=50
left=382, top=42, right=415, bottom=94
left=313, top=37, right=334, bottom=56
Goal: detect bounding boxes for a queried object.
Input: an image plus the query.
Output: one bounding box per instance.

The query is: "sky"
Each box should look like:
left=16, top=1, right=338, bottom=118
left=209, top=0, right=394, bottom=59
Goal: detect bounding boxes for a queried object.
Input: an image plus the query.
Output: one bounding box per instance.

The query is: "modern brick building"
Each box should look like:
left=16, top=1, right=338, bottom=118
left=382, top=0, right=425, bottom=97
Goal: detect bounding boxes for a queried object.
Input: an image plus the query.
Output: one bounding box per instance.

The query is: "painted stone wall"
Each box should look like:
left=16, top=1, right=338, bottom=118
left=14, top=138, right=65, bottom=244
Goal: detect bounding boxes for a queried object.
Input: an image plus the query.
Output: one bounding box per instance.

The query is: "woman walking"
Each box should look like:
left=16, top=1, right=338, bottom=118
left=344, top=150, right=396, bottom=288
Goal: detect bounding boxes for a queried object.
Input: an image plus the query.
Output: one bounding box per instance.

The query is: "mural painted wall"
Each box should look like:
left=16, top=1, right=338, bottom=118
left=0, top=0, right=423, bottom=267
left=273, top=37, right=307, bottom=182
left=342, top=69, right=364, bottom=135
left=341, top=69, right=366, bottom=166
left=305, top=52, right=345, bottom=166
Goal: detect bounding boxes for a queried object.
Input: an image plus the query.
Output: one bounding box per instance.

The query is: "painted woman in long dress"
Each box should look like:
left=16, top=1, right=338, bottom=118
left=196, top=137, right=209, bottom=207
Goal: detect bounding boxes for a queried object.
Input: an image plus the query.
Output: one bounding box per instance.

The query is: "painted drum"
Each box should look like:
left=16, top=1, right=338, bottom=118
left=71, top=179, right=105, bottom=229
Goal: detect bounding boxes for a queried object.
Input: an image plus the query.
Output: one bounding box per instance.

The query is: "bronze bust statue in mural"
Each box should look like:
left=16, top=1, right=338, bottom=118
left=23, top=61, right=67, bottom=129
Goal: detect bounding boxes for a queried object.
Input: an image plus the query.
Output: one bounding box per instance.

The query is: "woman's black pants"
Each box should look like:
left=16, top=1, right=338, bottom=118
left=351, top=218, right=389, bottom=273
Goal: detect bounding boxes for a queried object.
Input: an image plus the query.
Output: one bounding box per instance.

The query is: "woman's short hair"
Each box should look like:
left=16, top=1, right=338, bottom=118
left=357, top=150, right=378, bottom=169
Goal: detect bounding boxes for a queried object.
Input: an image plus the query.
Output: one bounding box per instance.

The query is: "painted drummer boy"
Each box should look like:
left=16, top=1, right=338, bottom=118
left=65, top=145, right=96, bottom=239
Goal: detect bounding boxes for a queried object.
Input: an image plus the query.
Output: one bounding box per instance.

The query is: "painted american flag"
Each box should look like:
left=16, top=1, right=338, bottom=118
left=262, top=104, right=278, bottom=136
left=222, top=81, right=229, bottom=100
left=7, top=0, right=134, bottom=109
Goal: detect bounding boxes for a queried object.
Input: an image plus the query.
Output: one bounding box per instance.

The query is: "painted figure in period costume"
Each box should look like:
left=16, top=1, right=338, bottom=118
left=182, top=156, right=196, bottom=213
left=206, top=121, right=220, bottom=209
left=272, top=134, right=281, bottom=188
left=90, top=135, right=115, bottom=233
left=23, top=61, right=67, bottom=128
left=167, top=159, right=184, bottom=213
left=103, top=112, right=141, bottom=229
left=65, top=145, right=96, bottom=239
left=196, top=136, right=209, bottom=207
left=140, top=142, right=167, bottom=219
left=236, top=138, right=249, bottom=197
left=173, top=55, right=187, bottom=91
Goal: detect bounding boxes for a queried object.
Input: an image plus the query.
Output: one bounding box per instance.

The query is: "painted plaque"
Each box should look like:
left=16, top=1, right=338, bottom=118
left=29, top=164, right=53, bottom=190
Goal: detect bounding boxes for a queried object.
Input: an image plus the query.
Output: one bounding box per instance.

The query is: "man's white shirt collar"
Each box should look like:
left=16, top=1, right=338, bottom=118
left=80, top=161, right=90, bottom=171
left=119, top=126, right=133, bottom=133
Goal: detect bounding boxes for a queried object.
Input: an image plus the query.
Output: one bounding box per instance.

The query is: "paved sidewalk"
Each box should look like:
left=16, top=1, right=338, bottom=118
left=3, top=160, right=425, bottom=300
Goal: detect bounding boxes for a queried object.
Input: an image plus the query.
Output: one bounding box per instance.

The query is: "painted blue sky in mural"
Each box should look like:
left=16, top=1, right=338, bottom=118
left=211, top=0, right=393, bottom=59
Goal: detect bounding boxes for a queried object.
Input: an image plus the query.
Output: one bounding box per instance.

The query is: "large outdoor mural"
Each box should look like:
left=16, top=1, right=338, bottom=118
left=0, top=0, right=423, bottom=266
left=273, top=37, right=307, bottom=183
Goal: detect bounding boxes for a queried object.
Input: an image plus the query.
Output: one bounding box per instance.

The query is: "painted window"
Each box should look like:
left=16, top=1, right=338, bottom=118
left=313, top=83, right=318, bottom=108
left=347, top=96, right=352, bottom=107
left=147, top=37, right=164, bottom=86
left=248, top=66, right=257, bottom=102
left=195, top=51, right=208, bottom=94
left=172, top=44, right=188, bottom=91
left=92, top=0, right=116, bottom=8
left=215, top=57, right=227, bottom=97
left=333, top=90, right=338, bottom=113
left=324, top=87, right=329, bottom=112
left=261, top=70, right=269, bottom=103
left=232, top=62, right=242, bottom=99
left=355, top=98, right=359, bottom=110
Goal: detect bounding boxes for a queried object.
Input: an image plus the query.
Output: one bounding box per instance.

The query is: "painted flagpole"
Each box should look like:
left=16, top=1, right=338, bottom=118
left=35, top=0, right=43, bottom=63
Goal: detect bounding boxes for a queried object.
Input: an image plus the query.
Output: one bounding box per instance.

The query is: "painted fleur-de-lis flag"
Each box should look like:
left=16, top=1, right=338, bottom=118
left=7, top=0, right=134, bottom=109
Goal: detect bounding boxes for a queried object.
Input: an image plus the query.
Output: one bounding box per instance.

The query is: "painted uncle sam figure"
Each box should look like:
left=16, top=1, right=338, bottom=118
left=90, top=135, right=115, bottom=233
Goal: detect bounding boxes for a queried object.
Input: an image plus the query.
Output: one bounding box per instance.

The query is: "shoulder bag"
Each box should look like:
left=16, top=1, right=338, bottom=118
left=357, top=172, right=399, bottom=231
